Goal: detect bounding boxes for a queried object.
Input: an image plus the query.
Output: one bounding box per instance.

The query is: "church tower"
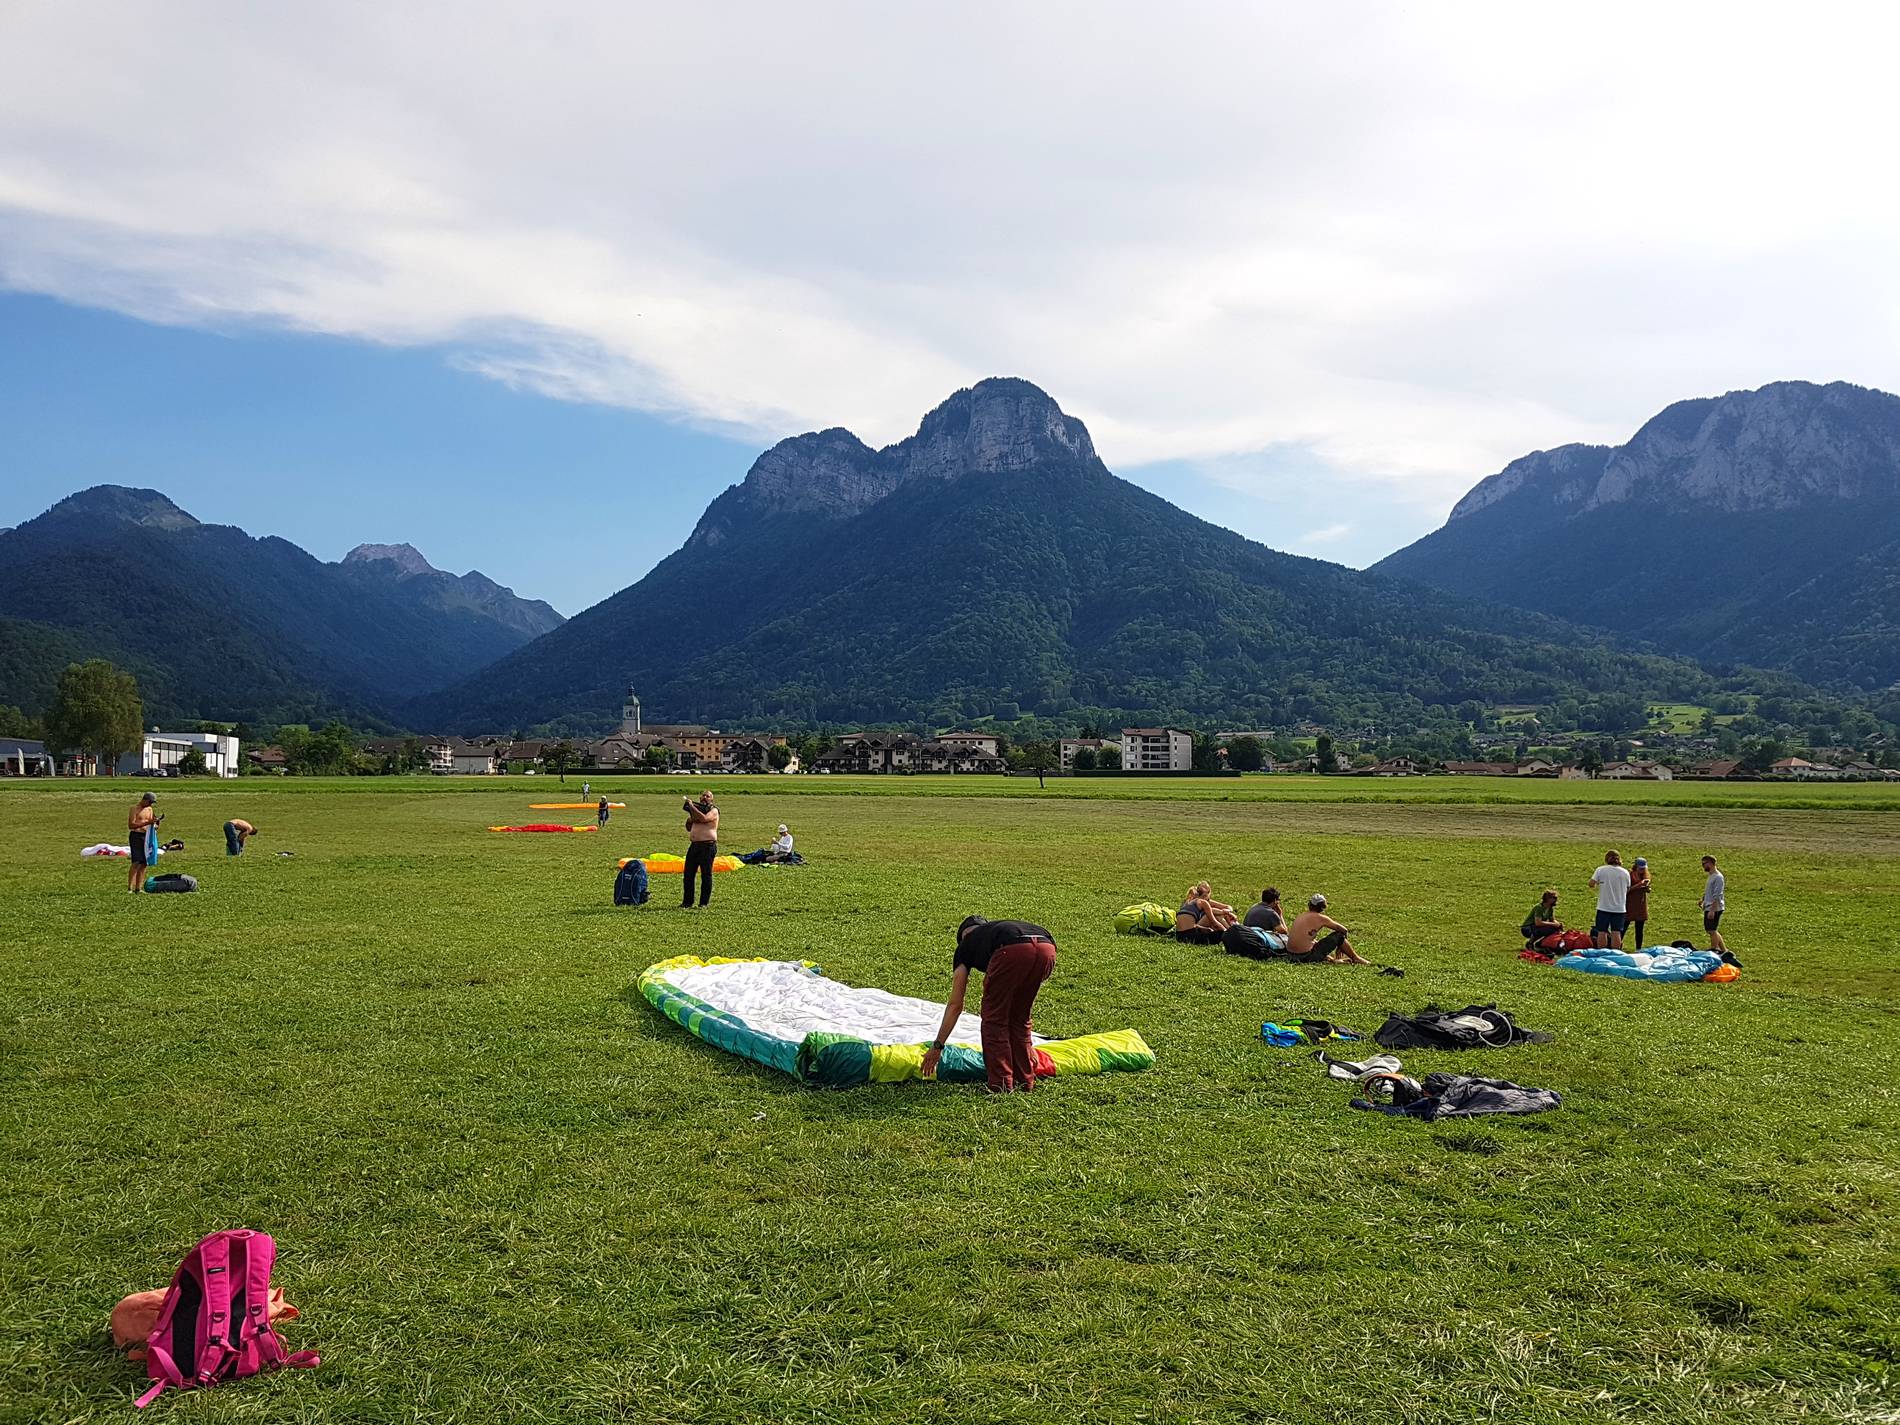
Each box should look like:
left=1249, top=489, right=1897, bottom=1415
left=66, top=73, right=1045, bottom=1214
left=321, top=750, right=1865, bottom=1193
left=620, top=685, right=642, bottom=735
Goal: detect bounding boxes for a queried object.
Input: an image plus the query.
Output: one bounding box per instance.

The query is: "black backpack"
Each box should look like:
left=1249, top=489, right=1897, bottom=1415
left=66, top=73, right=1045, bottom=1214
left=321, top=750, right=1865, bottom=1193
left=613, top=859, right=649, bottom=907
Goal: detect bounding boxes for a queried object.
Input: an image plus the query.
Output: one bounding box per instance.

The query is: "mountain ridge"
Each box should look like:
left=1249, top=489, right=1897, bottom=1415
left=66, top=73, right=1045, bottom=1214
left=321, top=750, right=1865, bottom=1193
left=1377, top=379, right=1900, bottom=690
left=0, top=488, right=563, bottom=723
left=410, top=378, right=1752, bottom=735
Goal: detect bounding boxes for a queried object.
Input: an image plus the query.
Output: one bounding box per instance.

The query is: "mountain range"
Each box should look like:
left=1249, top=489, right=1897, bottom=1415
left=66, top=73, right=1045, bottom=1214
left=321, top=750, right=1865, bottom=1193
left=1376, top=381, right=1900, bottom=692
left=5, top=377, right=1894, bottom=737
left=0, top=488, right=561, bottom=725
left=408, top=379, right=1735, bottom=733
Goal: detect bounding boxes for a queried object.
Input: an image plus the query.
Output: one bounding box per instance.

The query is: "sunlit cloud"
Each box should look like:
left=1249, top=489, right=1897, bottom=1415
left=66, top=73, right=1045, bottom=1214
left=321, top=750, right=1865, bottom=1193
left=4, top=1, right=1898, bottom=527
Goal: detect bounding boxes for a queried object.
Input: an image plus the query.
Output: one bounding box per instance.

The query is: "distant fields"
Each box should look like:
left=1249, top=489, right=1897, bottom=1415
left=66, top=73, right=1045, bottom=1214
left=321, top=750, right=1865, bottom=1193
left=2, top=775, right=1897, bottom=1423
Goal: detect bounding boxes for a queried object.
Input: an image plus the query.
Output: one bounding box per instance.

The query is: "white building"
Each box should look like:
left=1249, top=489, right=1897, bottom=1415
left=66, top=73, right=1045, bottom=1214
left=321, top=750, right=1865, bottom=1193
left=117, top=730, right=242, bottom=778
left=449, top=742, right=500, bottom=775
left=1119, top=727, right=1193, bottom=772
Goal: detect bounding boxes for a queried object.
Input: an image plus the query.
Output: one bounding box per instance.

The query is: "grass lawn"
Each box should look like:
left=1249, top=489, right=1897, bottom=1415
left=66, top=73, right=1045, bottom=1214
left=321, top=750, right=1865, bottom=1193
left=3, top=775, right=1897, bottom=1423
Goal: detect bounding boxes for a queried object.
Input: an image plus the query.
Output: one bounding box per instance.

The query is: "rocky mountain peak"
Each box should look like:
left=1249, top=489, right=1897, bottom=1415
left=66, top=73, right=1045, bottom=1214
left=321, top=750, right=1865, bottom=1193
left=1448, top=380, right=1900, bottom=524
left=44, top=485, right=200, bottom=531
left=343, top=542, right=439, bottom=578
left=1447, top=443, right=1613, bottom=521
left=686, top=427, right=888, bottom=549
left=889, top=377, right=1097, bottom=482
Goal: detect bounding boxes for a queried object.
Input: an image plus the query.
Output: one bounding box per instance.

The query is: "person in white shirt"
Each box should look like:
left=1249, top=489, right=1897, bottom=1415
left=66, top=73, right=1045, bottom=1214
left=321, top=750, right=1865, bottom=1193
left=771, top=824, right=794, bottom=857
left=1589, top=849, right=1631, bottom=948
left=1700, top=854, right=1727, bottom=952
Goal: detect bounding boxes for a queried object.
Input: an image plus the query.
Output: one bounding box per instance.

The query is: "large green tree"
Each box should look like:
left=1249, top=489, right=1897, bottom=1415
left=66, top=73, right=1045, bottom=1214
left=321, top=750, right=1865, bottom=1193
left=45, top=660, right=143, bottom=773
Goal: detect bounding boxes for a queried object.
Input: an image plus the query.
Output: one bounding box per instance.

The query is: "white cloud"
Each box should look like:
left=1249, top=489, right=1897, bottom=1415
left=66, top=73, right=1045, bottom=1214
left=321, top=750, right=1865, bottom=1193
left=1293, top=523, right=1354, bottom=550
left=4, top=2, right=1900, bottom=522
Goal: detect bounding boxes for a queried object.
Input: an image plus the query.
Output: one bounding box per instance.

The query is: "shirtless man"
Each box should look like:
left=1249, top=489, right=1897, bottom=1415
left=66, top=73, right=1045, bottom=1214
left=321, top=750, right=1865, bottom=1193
left=224, top=818, right=258, bottom=856
left=128, top=791, right=160, bottom=892
left=1284, top=893, right=1371, bottom=965
left=681, top=792, right=719, bottom=908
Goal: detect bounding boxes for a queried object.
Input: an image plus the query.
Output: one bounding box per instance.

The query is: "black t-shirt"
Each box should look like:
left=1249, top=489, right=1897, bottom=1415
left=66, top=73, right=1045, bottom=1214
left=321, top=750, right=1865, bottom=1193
left=954, top=919, right=1054, bottom=973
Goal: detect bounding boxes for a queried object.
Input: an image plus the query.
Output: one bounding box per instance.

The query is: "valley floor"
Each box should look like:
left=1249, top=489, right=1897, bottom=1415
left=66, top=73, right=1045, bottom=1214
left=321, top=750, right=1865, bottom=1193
left=2, top=776, right=1896, bottom=1423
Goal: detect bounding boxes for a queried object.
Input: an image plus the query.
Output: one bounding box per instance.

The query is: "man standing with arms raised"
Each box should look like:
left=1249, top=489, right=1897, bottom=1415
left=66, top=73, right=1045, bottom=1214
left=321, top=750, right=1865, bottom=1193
left=681, top=791, right=719, bottom=908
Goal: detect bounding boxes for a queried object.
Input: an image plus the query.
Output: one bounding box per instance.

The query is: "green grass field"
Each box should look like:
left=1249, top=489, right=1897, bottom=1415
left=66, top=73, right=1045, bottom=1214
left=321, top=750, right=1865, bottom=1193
left=3, top=775, right=1897, bottom=1423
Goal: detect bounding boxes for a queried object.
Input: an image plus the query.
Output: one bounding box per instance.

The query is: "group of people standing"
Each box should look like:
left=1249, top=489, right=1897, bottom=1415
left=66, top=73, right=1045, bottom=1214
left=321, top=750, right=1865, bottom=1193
left=1523, top=849, right=1728, bottom=951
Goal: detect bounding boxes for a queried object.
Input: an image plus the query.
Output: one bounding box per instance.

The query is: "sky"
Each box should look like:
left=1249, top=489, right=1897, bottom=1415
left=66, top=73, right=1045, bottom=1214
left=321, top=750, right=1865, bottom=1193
left=5, top=3, right=1900, bottom=612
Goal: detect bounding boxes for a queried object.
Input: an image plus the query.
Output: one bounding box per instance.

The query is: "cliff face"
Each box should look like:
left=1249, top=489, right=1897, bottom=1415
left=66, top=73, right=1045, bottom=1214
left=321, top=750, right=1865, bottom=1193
left=1377, top=380, right=1900, bottom=690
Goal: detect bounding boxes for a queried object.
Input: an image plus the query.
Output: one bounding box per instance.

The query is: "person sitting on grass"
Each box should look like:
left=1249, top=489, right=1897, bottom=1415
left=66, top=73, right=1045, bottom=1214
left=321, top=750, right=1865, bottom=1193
left=223, top=818, right=257, bottom=856
left=1175, top=881, right=1238, bottom=943
left=1522, top=889, right=1564, bottom=948
left=921, top=915, right=1058, bottom=1094
left=1243, top=887, right=1286, bottom=935
left=739, top=824, right=798, bottom=865
left=1284, top=894, right=1371, bottom=965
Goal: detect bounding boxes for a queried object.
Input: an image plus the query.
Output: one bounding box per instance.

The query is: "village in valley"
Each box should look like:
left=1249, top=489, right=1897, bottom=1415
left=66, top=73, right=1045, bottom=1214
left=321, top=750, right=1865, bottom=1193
left=13, top=682, right=1887, bottom=782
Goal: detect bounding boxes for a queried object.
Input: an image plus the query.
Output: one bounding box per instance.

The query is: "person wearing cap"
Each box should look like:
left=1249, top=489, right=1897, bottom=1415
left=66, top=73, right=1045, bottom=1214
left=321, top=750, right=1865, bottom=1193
left=770, top=823, right=793, bottom=858
left=1283, top=894, right=1370, bottom=964
left=1589, top=849, right=1631, bottom=948
left=127, top=791, right=160, bottom=893
left=1521, top=889, right=1564, bottom=948
left=596, top=796, right=610, bottom=828
left=681, top=791, right=719, bottom=907
left=922, top=916, right=1058, bottom=1092
left=1625, top=857, right=1652, bottom=948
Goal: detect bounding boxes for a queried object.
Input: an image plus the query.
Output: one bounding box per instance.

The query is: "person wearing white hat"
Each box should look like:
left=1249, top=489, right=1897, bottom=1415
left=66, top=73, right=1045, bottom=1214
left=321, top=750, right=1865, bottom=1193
left=770, top=824, right=794, bottom=857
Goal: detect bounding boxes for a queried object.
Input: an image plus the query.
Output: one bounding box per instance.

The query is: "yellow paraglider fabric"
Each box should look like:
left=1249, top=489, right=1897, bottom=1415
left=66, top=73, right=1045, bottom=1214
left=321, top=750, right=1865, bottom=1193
left=620, top=854, right=742, bottom=872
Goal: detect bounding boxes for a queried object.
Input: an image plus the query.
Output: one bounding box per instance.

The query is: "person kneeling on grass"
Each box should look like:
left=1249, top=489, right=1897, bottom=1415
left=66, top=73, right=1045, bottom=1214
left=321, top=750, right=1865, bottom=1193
left=1522, top=889, right=1564, bottom=948
left=1176, top=881, right=1238, bottom=943
left=1284, top=894, right=1370, bottom=965
left=922, top=917, right=1057, bottom=1093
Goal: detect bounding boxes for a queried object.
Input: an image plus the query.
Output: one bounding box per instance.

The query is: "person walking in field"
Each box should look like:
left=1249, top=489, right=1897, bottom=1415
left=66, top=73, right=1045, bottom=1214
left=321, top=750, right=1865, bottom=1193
left=127, top=791, right=159, bottom=893
left=681, top=791, right=719, bottom=908
left=1589, top=849, right=1631, bottom=948
left=1284, top=894, right=1371, bottom=964
left=923, top=916, right=1058, bottom=1093
left=1625, top=857, right=1652, bottom=948
left=1700, top=854, right=1727, bottom=952
left=596, top=796, right=610, bottom=829
left=223, top=818, right=258, bottom=856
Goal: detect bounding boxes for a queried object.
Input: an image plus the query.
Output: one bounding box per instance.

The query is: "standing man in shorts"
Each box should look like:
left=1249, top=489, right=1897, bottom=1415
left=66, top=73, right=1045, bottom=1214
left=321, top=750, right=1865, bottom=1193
left=1700, top=854, right=1727, bottom=952
left=1589, top=849, right=1631, bottom=948
left=127, top=791, right=159, bottom=892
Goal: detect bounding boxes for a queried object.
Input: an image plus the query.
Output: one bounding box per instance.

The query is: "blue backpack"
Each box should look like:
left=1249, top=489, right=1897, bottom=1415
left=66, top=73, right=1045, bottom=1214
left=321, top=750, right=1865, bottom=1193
left=613, top=859, right=649, bottom=907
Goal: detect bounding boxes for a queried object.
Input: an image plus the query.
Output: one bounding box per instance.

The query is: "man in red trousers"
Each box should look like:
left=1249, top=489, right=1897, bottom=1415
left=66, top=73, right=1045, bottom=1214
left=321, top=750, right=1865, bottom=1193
left=921, top=916, right=1058, bottom=1093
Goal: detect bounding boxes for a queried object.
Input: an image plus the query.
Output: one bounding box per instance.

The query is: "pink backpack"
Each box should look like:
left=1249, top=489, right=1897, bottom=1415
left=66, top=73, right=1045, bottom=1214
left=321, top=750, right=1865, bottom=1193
left=135, top=1229, right=318, bottom=1409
